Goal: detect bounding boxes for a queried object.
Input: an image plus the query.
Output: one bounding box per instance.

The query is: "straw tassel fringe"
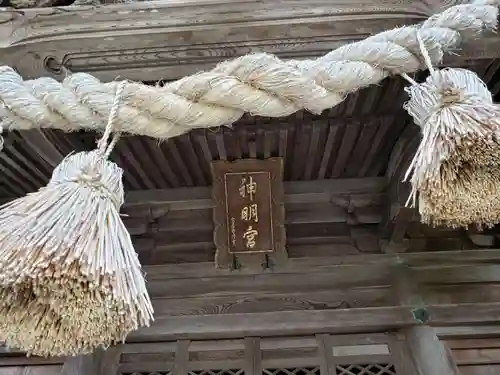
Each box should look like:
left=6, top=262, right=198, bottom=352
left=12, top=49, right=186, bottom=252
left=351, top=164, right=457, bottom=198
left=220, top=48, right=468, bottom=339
left=0, top=84, right=154, bottom=356
left=403, top=34, right=500, bottom=228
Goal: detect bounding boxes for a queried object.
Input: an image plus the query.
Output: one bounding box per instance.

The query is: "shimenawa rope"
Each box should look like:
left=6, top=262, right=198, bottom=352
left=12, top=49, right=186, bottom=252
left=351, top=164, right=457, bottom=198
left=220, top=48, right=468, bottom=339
left=0, top=0, right=497, bottom=140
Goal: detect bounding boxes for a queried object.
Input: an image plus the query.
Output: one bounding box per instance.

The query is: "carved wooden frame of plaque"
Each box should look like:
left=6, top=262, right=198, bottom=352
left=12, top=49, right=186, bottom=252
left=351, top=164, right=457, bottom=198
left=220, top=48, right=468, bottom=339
left=211, top=158, right=287, bottom=270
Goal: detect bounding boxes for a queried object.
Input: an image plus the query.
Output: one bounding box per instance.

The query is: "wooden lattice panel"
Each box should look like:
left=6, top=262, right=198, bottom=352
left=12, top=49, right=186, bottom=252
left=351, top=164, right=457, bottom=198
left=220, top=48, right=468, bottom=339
left=188, top=371, right=244, bottom=375
left=336, top=364, right=396, bottom=375
left=122, top=365, right=395, bottom=375
left=263, top=369, right=320, bottom=375
left=123, top=372, right=243, bottom=375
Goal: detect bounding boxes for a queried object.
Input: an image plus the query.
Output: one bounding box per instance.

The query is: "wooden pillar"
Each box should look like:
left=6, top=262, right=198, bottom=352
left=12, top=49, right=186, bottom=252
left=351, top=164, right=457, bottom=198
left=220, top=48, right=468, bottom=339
left=403, top=326, right=460, bottom=375
left=244, top=337, right=262, bottom=375
left=392, top=265, right=460, bottom=375
left=316, top=334, right=335, bottom=375
left=174, top=340, right=190, bottom=375
left=60, top=346, right=121, bottom=375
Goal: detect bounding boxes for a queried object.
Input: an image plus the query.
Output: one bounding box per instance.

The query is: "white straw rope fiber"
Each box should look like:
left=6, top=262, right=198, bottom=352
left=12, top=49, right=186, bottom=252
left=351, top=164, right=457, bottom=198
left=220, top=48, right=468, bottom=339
left=0, top=0, right=497, bottom=140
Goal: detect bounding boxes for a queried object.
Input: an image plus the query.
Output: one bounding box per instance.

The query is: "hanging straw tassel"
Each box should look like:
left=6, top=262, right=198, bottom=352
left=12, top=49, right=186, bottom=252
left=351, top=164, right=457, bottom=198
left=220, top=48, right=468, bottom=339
left=0, top=82, right=154, bottom=357
left=402, top=32, right=500, bottom=228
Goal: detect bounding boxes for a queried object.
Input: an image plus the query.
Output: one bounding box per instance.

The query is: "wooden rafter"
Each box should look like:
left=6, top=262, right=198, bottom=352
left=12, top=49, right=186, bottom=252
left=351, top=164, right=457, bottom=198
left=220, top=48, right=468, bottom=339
left=380, top=119, right=420, bottom=253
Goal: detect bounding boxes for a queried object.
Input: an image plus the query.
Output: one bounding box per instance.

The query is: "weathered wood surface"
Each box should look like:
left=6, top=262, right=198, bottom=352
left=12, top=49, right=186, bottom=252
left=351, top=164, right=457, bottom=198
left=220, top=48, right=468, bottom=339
left=1, top=336, right=500, bottom=375
left=114, top=334, right=500, bottom=374
left=243, top=337, right=261, bottom=375
left=0, top=0, right=498, bottom=81
left=124, top=176, right=385, bottom=209
left=404, top=327, right=461, bottom=375
left=128, top=248, right=500, bottom=341
left=123, top=177, right=384, bottom=227
left=3, top=331, right=500, bottom=373
left=119, top=176, right=491, bottom=263
left=113, top=334, right=500, bottom=373
left=0, top=115, right=399, bottom=200
left=115, top=333, right=500, bottom=373
left=127, top=302, right=500, bottom=341
left=380, top=119, right=420, bottom=253
left=173, top=340, right=189, bottom=375
left=390, top=260, right=460, bottom=374
left=0, top=115, right=494, bottom=262
left=124, top=177, right=388, bottom=262
left=123, top=248, right=500, bottom=341
left=60, top=347, right=121, bottom=375
left=447, top=338, right=500, bottom=366
left=118, top=333, right=392, bottom=373
left=0, top=366, right=62, bottom=375
left=0, top=250, right=497, bottom=345
left=3, top=249, right=500, bottom=362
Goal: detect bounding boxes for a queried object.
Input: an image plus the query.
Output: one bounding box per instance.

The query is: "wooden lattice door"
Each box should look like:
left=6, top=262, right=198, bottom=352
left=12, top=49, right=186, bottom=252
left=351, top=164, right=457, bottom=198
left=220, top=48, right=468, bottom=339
left=334, top=364, right=396, bottom=375
left=119, top=332, right=412, bottom=375
left=263, top=370, right=321, bottom=375
left=188, top=371, right=245, bottom=375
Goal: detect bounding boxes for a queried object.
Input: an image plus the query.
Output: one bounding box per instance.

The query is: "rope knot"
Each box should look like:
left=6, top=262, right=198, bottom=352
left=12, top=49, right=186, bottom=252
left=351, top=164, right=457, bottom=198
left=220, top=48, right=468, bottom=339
left=430, top=70, right=468, bottom=107
left=49, top=151, right=125, bottom=209
left=72, top=170, right=102, bottom=185
left=438, top=86, right=464, bottom=105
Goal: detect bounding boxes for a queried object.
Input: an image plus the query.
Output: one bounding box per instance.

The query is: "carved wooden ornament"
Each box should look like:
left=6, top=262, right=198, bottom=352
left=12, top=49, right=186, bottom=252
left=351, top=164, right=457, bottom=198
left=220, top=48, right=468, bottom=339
left=211, top=158, right=286, bottom=270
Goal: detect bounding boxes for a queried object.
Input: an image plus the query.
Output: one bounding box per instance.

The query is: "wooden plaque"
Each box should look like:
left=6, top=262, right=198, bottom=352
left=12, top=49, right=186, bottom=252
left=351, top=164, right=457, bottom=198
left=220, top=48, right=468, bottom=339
left=211, top=158, right=287, bottom=269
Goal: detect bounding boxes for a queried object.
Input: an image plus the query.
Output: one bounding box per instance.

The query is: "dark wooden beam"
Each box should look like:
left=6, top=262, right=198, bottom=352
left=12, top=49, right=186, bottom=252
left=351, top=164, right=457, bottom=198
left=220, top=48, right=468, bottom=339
left=126, top=249, right=500, bottom=342
left=128, top=303, right=500, bottom=342
left=128, top=248, right=500, bottom=341
left=124, top=177, right=385, bottom=210
left=143, top=248, right=500, bottom=278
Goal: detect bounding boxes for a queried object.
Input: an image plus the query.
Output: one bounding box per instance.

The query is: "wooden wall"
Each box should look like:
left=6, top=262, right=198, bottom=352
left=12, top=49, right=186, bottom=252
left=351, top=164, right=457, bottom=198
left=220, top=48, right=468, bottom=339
left=1, top=332, right=499, bottom=374
left=0, top=366, right=62, bottom=375
left=446, top=338, right=500, bottom=375
left=1, top=249, right=500, bottom=374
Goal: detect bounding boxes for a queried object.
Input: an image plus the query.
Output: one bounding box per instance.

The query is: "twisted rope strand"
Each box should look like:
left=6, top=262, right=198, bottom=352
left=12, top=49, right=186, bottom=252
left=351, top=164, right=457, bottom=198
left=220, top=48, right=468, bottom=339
left=0, top=0, right=497, bottom=140
left=96, top=80, right=126, bottom=159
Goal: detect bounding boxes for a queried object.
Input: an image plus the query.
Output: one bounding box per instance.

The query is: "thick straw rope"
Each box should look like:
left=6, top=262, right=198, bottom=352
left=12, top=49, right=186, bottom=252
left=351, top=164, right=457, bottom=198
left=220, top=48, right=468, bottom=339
left=0, top=81, right=154, bottom=357
left=0, top=0, right=498, bottom=139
